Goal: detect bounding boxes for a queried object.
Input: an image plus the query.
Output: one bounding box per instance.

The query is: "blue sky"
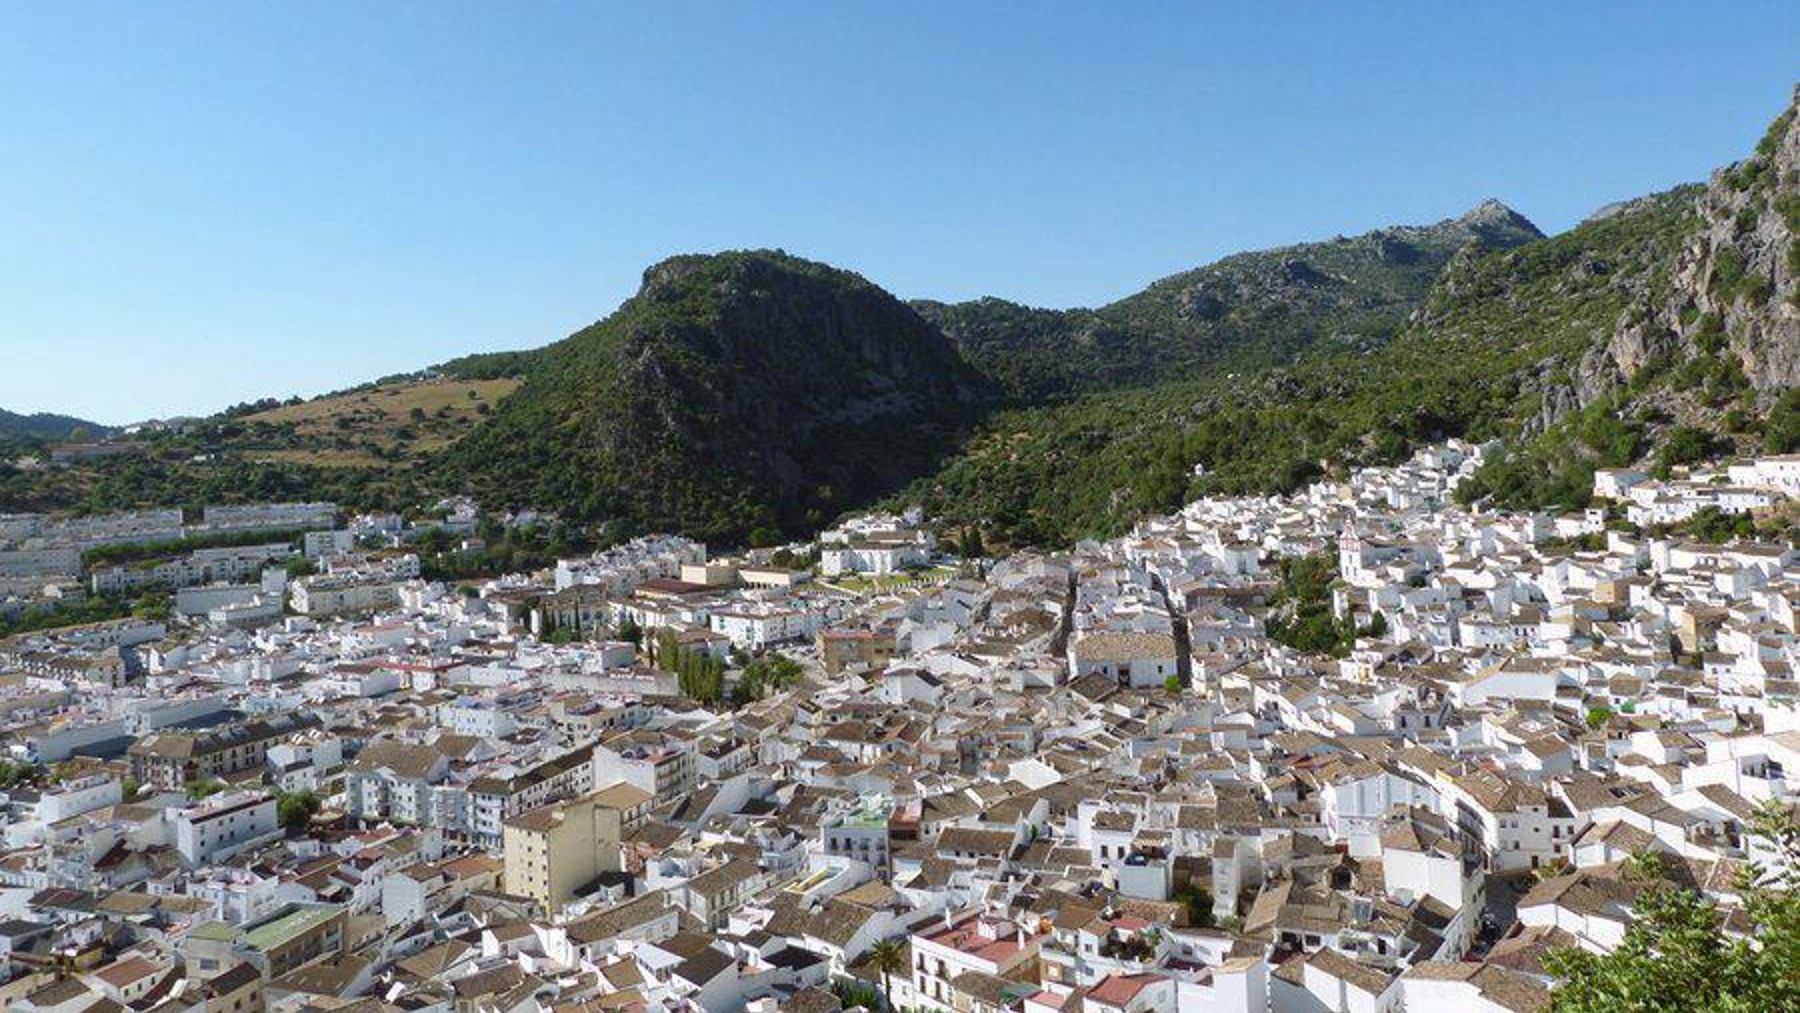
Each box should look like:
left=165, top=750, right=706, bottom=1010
left=1, top=4, right=1794, bottom=424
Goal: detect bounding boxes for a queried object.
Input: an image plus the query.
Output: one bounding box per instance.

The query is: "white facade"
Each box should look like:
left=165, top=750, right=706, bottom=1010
left=173, top=792, right=281, bottom=867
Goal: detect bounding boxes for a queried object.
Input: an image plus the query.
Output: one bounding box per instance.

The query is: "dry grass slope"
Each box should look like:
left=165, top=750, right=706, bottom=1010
left=245, top=377, right=520, bottom=466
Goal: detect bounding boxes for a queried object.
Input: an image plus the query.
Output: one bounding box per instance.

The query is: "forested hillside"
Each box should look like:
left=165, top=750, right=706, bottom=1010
left=440, top=251, right=996, bottom=543
left=0, top=408, right=112, bottom=442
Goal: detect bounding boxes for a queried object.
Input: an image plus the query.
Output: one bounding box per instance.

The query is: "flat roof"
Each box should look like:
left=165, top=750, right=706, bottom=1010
left=243, top=905, right=343, bottom=952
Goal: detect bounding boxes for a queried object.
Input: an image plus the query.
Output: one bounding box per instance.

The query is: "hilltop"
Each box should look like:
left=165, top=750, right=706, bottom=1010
left=0, top=408, right=113, bottom=443
left=440, top=251, right=996, bottom=542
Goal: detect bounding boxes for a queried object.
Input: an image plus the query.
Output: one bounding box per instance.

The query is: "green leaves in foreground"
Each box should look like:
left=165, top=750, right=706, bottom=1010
left=1542, top=801, right=1800, bottom=1013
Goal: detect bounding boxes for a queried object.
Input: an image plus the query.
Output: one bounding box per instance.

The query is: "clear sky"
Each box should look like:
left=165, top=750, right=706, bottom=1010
left=1, top=3, right=1794, bottom=424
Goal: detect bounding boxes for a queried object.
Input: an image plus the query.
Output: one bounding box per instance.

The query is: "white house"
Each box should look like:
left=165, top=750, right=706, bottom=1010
left=1067, top=632, right=1180, bottom=689
left=1399, top=962, right=1549, bottom=1013
left=172, top=791, right=281, bottom=868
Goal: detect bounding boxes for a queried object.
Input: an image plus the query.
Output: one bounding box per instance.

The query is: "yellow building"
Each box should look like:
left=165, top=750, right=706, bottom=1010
left=502, top=782, right=652, bottom=914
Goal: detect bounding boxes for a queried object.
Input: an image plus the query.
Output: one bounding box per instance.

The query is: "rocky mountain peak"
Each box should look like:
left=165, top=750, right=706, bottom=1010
left=1452, top=198, right=1544, bottom=243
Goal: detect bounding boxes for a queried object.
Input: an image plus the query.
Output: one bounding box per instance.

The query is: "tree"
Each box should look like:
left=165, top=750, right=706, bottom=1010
left=616, top=615, right=642, bottom=646
left=680, top=652, right=724, bottom=705
left=1266, top=553, right=1353, bottom=657
left=655, top=629, right=682, bottom=671
left=1685, top=506, right=1755, bottom=544
left=735, top=652, right=804, bottom=706
left=663, top=634, right=726, bottom=705
left=1544, top=801, right=1799, bottom=1012
left=1653, top=426, right=1723, bottom=478
left=132, top=592, right=171, bottom=622
left=0, top=760, right=40, bottom=788
left=1173, top=886, right=1215, bottom=928
left=867, top=937, right=907, bottom=1011
left=1765, top=389, right=1800, bottom=453
left=277, top=790, right=322, bottom=832
left=185, top=778, right=227, bottom=800
left=1621, top=849, right=1668, bottom=884
left=834, top=981, right=883, bottom=1013
left=959, top=526, right=985, bottom=560
left=1164, top=674, right=1182, bottom=695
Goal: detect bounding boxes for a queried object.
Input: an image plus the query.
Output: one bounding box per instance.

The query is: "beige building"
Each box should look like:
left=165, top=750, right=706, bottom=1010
left=502, top=782, right=651, bottom=914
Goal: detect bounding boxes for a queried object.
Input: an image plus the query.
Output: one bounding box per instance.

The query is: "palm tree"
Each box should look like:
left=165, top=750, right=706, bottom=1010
left=867, top=937, right=907, bottom=1012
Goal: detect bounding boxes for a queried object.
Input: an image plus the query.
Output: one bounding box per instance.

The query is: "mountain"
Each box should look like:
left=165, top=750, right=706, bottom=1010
left=913, top=199, right=1543, bottom=402
left=1449, top=86, right=1799, bottom=507
left=442, top=202, right=1542, bottom=543
left=904, top=87, right=1800, bottom=544
left=443, top=250, right=996, bottom=542
left=0, top=409, right=113, bottom=442
left=8, top=89, right=1792, bottom=551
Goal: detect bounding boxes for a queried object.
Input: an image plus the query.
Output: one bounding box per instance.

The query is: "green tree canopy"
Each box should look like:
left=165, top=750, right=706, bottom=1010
left=1544, top=801, right=1799, bottom=1013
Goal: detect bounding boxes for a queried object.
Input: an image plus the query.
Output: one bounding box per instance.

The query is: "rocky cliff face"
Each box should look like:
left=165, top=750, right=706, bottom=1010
left=1669, top=91, right=1799, bottom=393
left=1585, top=88, right=1798, bottom=407
left=1447, top=88, right=1799, bottom=449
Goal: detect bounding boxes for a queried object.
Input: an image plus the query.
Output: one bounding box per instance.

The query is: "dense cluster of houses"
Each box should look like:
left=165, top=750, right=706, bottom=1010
left=0, top=443, right=1793, bottom=1013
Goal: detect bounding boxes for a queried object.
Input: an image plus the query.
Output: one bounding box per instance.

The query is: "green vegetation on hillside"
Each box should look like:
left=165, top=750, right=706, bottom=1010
left=413, top=520, right=597, bottom=581
left=442, top=250, right=996, bottom=544
left=0, top=446, right=427, bottom=518
left=81, top=527, right=311, bottom=569
left=906, top=185, right=1711, bottom=546
left=916, top=200, right=1542, bottom=403
left=0, top=596, right=134, bottom=639
left=1264, top=553, right=1355, bottom=657
left=237, top=377, right=520, bottom=467
left=435, top=349, right=542, bottom=380
left=0, top=408, right=113, bottom=442
left=5, top=94, right=1792, bottom=552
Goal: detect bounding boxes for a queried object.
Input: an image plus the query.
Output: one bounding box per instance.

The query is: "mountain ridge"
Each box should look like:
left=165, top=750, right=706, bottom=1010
left=435, top=198, right=1549, bottom=540
left=0, top=409, right=114, bottom=443
left=910, top=198, right=1542, bottom=402
left=903, top=88, right=1798, bottom=543
left=4, top=89, right=1793, bottom=550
